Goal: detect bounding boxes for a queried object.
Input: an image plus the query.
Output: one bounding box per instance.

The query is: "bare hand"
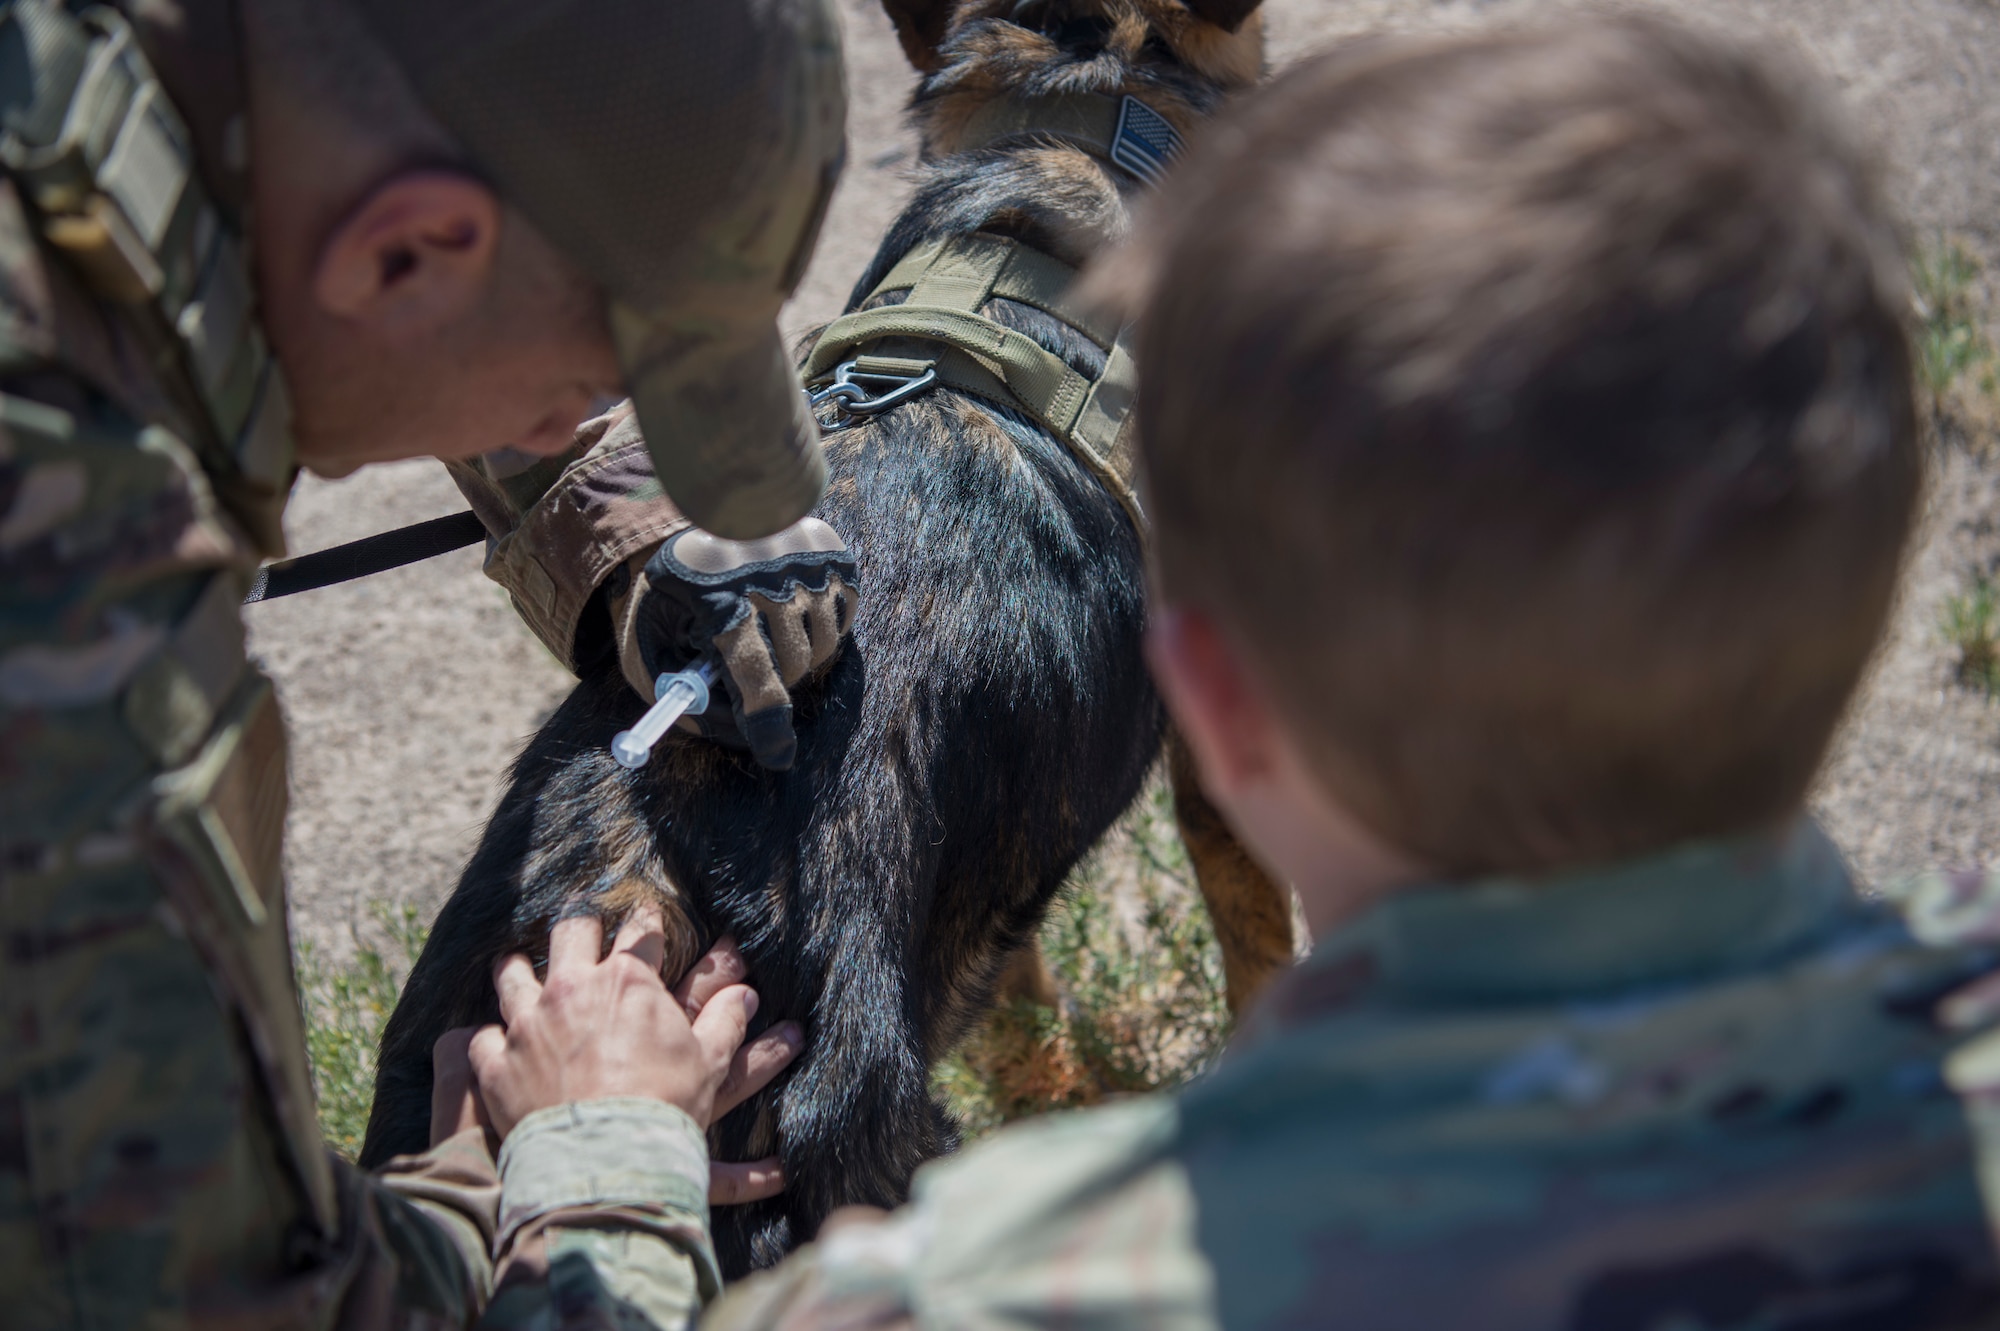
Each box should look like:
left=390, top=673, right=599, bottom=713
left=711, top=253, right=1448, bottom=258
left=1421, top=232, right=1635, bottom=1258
left=451, top=914, right=803, bottom=1204
left=471, top=907, right=757, bottom=1134
left=669, top=935, right=805, bottom=1204
left=429, top=1026, right=493, bottom=1147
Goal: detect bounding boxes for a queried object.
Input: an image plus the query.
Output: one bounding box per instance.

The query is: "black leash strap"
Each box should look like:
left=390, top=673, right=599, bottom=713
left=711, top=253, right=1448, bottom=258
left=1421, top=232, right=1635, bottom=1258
left=243, top=510, right=489, bottom=605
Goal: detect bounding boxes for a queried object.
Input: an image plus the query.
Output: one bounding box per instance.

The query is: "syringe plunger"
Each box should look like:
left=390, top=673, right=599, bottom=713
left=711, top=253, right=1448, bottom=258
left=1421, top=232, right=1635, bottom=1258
left=610, top=661, right=717, bottom=768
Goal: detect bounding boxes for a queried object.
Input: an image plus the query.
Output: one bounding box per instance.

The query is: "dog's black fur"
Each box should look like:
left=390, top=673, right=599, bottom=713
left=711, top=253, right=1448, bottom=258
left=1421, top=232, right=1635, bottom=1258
left=361, top=0, right=1266, bottom=1276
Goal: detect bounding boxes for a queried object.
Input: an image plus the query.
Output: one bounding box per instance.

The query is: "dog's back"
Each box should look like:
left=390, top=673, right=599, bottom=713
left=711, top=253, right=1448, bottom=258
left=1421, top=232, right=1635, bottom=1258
left=363, top=0, right=1268, bottom=1275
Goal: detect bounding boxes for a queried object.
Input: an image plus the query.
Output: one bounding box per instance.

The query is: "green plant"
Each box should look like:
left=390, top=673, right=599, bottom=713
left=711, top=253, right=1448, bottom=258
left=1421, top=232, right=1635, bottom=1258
left=296, top=902, right=429, bottom=1160
left=1914, top=239, right=1995, bottom=410
left=934, top=773, right=1231, bottom=1139
left=1942, top=573, right=2000, bottom=697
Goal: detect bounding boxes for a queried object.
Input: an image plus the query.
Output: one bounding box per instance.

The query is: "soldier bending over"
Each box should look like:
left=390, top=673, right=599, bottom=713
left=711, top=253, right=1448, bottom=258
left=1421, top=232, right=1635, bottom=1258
left=0, top=0, right=855, bottom=1324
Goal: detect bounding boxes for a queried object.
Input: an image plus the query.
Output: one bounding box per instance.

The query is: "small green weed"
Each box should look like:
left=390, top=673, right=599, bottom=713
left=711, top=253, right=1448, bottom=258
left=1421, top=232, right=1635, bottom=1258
left=1914, top=239, right=1997, bottom=414
left=1942, top=573, right=2000, bottom=697
left=295, top=903, right=429, bottom=1160
left=934, top=773, right=1230, bottom=1139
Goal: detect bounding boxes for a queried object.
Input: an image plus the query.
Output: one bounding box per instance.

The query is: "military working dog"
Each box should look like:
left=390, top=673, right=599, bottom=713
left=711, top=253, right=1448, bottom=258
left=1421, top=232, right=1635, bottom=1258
left=362, top=0, right=1287, bottom=1275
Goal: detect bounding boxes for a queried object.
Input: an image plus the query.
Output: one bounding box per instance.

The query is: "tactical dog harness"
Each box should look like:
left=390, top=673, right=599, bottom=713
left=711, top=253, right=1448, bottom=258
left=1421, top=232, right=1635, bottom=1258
left=802, top=91, right=1186, bottom=532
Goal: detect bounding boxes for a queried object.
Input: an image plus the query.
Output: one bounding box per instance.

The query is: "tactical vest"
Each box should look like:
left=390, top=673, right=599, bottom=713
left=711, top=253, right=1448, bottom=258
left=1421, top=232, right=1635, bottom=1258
left=0, top=0, right=291, bottom=552
left=0, top=0, right=337, bottom=1242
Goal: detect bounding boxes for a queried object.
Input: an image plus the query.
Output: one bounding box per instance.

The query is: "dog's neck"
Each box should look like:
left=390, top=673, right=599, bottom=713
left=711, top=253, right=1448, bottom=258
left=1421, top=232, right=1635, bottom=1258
left=859, top=5, right=1260, bottom=284
left=913, top=5, right=1261, bottom=157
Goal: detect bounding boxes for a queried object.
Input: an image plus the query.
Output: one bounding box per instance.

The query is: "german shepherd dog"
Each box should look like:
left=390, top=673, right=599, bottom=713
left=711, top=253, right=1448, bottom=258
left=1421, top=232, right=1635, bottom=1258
left=362, top=0, right=1287, bottom=1275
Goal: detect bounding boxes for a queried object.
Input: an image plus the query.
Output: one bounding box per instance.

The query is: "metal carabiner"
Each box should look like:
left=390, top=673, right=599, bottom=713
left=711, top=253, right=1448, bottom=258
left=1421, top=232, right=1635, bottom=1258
left=810, top=359, right=939, bottom=431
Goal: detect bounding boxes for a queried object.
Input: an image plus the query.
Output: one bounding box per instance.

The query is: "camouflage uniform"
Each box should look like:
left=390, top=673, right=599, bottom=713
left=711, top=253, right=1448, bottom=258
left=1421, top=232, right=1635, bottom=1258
left=571, top=822, right=2000, bottom=1329
left=447, top=403, right=692, bottom=674
left=0, top=4, right=764, bottom=1327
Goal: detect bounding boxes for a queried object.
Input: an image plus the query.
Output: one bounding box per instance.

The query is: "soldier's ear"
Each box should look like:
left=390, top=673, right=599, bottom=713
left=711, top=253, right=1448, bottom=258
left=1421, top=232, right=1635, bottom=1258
left=879, top=0, right=956, bottom=72
left=312, top=170, right=500, bottom=337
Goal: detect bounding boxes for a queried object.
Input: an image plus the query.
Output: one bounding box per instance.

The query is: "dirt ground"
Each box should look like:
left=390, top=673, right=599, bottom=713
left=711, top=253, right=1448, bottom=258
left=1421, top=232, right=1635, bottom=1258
left=256, top=0, right=2000, bottom=961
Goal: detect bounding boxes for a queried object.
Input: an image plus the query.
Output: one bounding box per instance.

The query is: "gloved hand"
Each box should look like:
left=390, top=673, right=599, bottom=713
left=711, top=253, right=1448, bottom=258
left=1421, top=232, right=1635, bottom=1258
left=609, top=518, right=858, bottom=770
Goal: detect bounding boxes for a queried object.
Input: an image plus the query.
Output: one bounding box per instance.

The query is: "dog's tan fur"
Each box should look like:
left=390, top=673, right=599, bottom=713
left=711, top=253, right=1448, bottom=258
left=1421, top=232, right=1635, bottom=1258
left=1167, top=734, right=1295, bottom=1012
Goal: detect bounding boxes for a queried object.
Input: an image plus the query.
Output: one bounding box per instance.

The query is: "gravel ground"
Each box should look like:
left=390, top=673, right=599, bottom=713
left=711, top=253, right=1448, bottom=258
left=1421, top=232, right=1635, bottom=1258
left=258, top=0, right=2000, bottom=960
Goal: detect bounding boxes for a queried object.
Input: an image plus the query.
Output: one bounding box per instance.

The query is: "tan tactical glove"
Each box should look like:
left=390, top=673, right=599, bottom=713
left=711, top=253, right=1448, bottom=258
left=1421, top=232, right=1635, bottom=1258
left=609, top=519, right=858, bottom=771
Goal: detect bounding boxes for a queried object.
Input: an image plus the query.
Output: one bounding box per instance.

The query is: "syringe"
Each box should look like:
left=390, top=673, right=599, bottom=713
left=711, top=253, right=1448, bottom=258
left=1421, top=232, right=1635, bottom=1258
left=611, top=660, right=720, bottom=769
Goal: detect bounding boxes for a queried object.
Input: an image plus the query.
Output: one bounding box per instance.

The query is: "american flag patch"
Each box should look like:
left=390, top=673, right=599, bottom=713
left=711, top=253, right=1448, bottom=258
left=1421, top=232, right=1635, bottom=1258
left=1110, top=96, right=1184, bottom=187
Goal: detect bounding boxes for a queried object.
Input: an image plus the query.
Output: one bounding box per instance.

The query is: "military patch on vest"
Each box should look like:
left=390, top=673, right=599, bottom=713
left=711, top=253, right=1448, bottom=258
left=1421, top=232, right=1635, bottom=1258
left=1111, top=96, right=1185, bottom=187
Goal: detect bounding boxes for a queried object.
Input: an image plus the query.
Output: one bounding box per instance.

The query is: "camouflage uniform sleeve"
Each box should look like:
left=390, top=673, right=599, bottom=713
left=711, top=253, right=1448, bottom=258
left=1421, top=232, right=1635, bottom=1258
left=703, top=1098, right=1217, bottom=1331
left=447, top=402, right=691, bottom=671
left=370, top=1128, right=506, bottom=1306
left=471, top=1098, right=720, bottom=1330
left=0, top=374, right=727, bottom=1329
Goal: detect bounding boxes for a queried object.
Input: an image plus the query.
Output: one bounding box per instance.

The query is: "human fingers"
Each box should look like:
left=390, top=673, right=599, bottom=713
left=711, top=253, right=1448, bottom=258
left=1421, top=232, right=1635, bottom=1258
left=712, top=1021, right=804, bottom=1121
left=673, top=935, right=747, bottom=1014
left=466, top=1024, right=507, bottom=1083
left=709, top=1158, right=786, bottom=1205
left=465, top=1024, right=518, bottom=1139
left=612, top=903, right=668, bottom=975
left=689, top=984, right=760, bottom=1085
left=429, top=1027, right=483, bottom=1146
left=493, top=953, right=541, bottom=1026
left=433, top=1026, right=478, bottom=1071
left=547, top=914, right=605, bottom=975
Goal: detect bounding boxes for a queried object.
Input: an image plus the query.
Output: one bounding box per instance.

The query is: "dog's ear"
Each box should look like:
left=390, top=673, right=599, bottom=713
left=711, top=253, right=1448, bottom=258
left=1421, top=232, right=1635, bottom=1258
left=1178, top=0, right=1262, bottom=33
left=879, top=0, right=956, bottom=71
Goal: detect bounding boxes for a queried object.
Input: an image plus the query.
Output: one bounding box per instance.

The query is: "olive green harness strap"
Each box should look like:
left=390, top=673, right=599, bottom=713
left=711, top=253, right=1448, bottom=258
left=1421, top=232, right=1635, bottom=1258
left=803, top=231, right=1144, bottom=531
left=868, top=231, right=1122, bottom=348
left=799, top=90, right=1188, bottom=535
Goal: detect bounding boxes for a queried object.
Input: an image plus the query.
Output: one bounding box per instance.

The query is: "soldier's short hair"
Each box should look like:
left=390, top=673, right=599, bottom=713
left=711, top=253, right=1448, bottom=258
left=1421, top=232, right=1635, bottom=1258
left=1128, top=14, right=1919, bottom=874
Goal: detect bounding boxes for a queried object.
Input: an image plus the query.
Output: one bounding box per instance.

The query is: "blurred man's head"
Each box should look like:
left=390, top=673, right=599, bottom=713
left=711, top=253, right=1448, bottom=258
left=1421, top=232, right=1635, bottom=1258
left=242, top=0, right=606, bottom=473
left=240, top=0, right=844, bottom=538
left=1123, top=15, right=1919, bottom=902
